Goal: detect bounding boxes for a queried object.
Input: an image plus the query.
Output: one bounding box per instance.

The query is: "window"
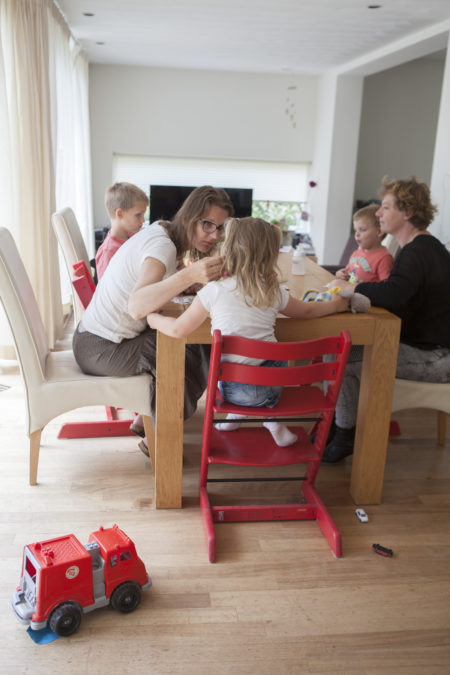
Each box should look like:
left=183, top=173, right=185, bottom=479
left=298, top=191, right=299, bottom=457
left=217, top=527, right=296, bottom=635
left=112, top=154, right=310, bottom=230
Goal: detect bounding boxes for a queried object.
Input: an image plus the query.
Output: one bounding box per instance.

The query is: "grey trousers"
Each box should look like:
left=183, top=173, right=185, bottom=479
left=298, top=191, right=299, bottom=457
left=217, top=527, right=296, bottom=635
left=336, top=343, right=450, bottom=429
left=72, top=325, right=210, bottom=424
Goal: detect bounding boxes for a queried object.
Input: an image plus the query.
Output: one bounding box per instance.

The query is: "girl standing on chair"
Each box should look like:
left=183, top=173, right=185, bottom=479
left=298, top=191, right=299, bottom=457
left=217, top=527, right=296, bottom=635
left=147, top=217, right=350, bottom=447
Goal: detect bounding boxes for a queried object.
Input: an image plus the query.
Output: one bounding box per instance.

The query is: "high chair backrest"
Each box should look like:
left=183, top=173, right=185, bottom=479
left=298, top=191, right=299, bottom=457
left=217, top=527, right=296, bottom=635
left=205, top=329, right=352, bottom=418
left=213, top=331, right=350, bottom=385
left=72, top=261, right=96, bottom=310
left=0, top=228, right=49, bottom=388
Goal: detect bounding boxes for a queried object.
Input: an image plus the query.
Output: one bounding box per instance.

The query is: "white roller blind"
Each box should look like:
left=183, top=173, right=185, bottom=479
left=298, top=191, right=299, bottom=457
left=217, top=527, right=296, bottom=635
left=112, top=154, right=310, bottom=203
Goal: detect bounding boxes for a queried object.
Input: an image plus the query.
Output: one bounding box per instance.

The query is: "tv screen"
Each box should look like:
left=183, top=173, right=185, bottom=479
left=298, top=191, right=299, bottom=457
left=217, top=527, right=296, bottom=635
left=149, top=185, right=253, bottom=223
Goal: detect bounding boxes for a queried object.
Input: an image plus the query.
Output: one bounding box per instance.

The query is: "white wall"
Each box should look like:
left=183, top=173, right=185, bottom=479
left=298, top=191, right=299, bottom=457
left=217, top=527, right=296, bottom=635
left=431, top=35, right=450, bottom=244
left=310, top=21, right=450, bottom=265
left=89, top=65, right=318, bottom=226
left=310, top=74, right=364, bottom=264
left=355, top=56, right=445, bottom=202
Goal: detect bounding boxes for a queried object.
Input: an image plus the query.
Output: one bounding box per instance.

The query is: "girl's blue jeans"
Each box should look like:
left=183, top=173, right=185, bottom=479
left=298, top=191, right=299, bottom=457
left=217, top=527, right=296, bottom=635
left=219, top=359, right=287, bottom=408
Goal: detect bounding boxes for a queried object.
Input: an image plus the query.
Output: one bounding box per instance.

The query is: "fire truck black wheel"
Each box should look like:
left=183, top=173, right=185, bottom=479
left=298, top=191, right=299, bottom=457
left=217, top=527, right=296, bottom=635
left=111, top=581, right=142, bottom=613
left=49, top=602, right=82, bottom=637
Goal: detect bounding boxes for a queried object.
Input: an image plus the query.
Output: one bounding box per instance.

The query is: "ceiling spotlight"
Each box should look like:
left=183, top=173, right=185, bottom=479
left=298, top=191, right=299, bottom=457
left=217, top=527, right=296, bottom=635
left=96, top=42, right=105, bottom=45
left=367, top=4, right=382, bottom=8
left=83, top=12, right=95, bottom=16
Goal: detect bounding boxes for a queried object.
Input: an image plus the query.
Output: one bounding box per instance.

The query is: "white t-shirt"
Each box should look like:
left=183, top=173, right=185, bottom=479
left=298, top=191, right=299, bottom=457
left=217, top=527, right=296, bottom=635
left=80, top=223, right=177, bottom=342
left=197, top=277, right=290, bottom=365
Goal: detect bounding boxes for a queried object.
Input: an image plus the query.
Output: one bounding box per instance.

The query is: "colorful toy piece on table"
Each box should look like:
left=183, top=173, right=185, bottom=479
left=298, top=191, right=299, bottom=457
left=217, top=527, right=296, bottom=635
left=302, top=286, right=341, bottom=303
left=302, top=286, right=371, bottom=313
left=11, top=524, right=151, bottom=638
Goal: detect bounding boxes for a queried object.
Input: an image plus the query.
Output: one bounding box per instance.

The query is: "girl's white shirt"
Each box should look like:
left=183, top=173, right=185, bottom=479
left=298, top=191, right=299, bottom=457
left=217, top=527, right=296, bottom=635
left=197, top=276, right=289, bottom=365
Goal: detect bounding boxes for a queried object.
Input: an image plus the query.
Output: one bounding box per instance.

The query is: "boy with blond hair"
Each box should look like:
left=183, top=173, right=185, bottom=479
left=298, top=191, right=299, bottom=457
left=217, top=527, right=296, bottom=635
left=95, top=182, right=149, bottom=437
left=96, top=182, right=149, bottom=280
left=336, top=203, right=394, bottom=283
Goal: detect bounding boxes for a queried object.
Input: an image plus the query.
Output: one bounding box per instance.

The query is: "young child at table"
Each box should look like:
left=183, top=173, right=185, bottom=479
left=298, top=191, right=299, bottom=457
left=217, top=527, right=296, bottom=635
left=335, top=203, right=394, bottom=283
left=96, top=182, right=149, bottom=438
left=96, top=182, right=149, bottom=280
left=147, top=217, right=350, bottom=447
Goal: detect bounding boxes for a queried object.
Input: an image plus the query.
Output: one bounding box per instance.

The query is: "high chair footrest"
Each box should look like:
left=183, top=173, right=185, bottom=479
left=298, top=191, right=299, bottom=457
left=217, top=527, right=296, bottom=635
left=208, top=426, right=319, bottom=466
left=57, top=419, right=134, bottom=438
left=211, top=503, right=317, bottom=522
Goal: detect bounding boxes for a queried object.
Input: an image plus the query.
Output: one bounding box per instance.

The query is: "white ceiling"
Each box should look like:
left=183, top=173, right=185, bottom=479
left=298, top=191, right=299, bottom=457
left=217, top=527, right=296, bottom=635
left=56, top=0, right=450, bottom=74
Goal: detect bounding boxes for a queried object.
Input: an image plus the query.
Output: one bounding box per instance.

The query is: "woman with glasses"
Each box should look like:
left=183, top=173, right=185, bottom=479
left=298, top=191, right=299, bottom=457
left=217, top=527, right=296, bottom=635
left=73, top=186, right=233, bottom=451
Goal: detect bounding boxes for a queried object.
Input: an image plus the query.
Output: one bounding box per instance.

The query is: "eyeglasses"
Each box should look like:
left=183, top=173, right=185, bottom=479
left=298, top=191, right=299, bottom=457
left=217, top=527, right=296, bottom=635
left=200, top=218, right=225, bottom=234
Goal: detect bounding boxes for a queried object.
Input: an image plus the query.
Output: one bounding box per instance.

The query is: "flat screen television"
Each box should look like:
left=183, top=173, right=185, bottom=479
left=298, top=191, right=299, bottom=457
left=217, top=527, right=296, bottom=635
left=149, top=185, right=253, bottom=223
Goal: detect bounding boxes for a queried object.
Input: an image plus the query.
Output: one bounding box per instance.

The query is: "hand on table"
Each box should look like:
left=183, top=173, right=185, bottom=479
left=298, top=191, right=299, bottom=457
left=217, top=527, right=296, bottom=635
left=335, top=268, right=349, bottom=280
left=327, top=279, right=355, bottom=292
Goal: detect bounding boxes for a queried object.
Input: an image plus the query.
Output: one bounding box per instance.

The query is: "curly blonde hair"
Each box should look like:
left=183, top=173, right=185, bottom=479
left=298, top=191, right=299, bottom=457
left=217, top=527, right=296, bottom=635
left=220, top=217, right=281, bottom=309
left=379, top=176, right=437, bottom=230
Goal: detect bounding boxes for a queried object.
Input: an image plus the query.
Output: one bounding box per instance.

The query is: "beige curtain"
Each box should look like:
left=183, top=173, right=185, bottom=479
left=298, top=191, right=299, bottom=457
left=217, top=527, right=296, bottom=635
left=0, top=0, right=62, bottom=349
left=50, top=7, right=93, bottom=302
left=0, top=0, right=92, bottom=356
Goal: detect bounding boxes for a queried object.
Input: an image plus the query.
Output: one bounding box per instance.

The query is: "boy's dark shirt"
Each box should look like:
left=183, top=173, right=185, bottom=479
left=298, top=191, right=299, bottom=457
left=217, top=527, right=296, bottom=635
left=356, top=234, right=450, bottom=349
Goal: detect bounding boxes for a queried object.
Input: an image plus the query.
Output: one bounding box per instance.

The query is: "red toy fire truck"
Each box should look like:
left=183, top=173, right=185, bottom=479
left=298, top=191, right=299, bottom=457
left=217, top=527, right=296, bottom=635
left=11, top=524, right=151, bottom=637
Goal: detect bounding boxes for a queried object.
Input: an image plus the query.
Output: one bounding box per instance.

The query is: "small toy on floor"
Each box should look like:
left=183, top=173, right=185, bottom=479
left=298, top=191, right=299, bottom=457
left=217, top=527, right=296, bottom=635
left=355, top=508, right=369, bottom=522
left=12, top=524, right=151, bottom=638
left=372, top=543, right=394, bottom=557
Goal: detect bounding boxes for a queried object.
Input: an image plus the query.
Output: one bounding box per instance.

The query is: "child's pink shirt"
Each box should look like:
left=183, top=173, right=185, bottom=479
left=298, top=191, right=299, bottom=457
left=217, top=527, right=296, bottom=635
left=344, top=247, right=394, bottom=283
left=95, top=231, right=126, bottom=280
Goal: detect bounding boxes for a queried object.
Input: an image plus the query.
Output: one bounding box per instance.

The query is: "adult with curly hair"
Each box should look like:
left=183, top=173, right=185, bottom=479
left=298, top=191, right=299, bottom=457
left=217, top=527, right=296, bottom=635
left=323, top=176, right=450, bottom=463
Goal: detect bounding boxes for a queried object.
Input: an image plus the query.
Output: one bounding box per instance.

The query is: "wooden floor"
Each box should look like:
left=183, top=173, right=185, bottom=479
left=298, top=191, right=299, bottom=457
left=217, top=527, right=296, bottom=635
left=1, top=357, right=450, bottom=674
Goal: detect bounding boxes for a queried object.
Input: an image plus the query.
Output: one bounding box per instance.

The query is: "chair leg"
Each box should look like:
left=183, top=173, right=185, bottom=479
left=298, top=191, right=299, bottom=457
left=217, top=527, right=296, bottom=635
left=437, top=411, right=447, bottom=446
left=142, top=415, right=156, bottom=472
left=200, top=487, right=216, bottom=563
left=302, top=482, right=342, bottom=557
left=29, top=429, right=42, bottom=485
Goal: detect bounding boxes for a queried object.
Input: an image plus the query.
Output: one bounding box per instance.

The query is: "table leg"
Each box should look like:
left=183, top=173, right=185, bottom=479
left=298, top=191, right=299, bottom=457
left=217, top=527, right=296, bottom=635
left=155, top=331, right=186, bottom=508
left=350, top=314, right=400, bottom=504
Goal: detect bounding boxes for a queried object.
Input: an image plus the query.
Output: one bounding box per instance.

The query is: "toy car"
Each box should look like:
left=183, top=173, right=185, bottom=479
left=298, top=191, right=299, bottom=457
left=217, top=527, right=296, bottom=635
left=355, top=508, right=369, bottom=522
left=372, top=543, right=393, bottom=557
left=11, top=524, right=151, bottom=637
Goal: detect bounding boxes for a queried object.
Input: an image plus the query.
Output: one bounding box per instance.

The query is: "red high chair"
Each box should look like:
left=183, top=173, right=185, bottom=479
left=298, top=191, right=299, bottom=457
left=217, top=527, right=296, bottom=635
left=200, top=329, right=352, bottom=562
left=57, top=261, right=137, bottom=439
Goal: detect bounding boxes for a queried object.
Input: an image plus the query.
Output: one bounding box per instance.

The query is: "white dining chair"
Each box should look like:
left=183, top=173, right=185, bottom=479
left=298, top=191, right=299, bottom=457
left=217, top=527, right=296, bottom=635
left=0, top=227, right=155, bottom=484
left=51, top=207, right=93, bottom=323
left=383, top=233, right=400, bottom=258
left=392, top=378, right=449, bottom=445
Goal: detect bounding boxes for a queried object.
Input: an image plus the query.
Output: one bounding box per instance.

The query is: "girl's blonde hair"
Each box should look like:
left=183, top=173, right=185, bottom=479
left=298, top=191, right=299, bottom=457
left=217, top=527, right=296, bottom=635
left=220, top=217, right=281, bottom=309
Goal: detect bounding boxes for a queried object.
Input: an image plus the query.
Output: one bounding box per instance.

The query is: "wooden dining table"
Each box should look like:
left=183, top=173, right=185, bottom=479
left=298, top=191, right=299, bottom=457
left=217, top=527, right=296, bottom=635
left=154, top=251, right=401, bottom=509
